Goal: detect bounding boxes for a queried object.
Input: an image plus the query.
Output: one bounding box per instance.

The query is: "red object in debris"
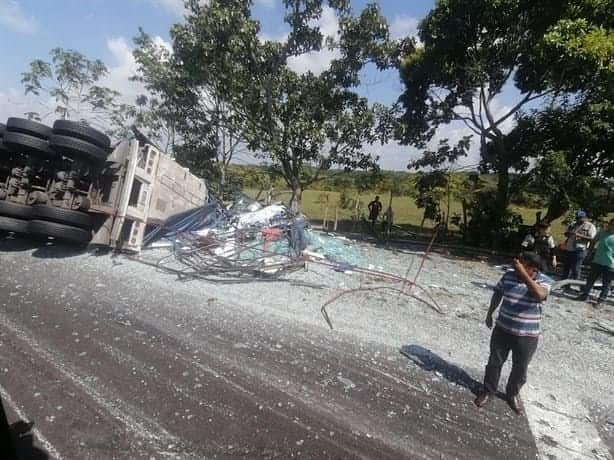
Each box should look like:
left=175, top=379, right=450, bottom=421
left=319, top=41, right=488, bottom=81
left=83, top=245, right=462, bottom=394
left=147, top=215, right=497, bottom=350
left=263, top=227, right=283, bottom=251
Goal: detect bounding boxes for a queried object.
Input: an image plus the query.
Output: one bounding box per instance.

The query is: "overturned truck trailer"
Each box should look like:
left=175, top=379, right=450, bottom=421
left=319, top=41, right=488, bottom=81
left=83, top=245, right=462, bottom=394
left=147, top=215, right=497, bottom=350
left=0, top=118, right=207, bottom=251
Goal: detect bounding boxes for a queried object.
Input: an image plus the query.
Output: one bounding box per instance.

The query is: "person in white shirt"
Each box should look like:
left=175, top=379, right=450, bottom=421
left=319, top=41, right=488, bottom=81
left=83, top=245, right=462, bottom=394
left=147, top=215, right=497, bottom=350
left=563, top=210, right=597, bottom=279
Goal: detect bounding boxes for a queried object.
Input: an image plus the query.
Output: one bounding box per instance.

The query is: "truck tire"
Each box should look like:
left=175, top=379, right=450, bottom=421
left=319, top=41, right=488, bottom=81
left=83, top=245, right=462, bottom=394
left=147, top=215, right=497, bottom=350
left=2, top=132, right=54, bottom=158
left=31, top=205, right=92, bottom=229
left=28, top=219, right=91, bottom=244
left=49, top=134, right=107, bottom=162
left=0, top=216, right=29, bottom=234
left=0, top=201, right=33, bottom=219
left=6, top=118, right=52, bottom=140
left=52, top=120, right=111, bottom=149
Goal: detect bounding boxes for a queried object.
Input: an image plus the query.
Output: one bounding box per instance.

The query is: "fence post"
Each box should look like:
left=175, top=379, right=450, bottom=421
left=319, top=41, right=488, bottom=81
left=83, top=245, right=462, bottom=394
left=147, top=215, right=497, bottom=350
left=334, top=207, right=338, bottom=232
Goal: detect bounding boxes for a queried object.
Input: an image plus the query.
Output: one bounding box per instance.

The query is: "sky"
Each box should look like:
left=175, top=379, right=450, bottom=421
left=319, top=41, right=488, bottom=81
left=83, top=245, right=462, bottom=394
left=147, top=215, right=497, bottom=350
left=0, top=0, right=519, bottom=170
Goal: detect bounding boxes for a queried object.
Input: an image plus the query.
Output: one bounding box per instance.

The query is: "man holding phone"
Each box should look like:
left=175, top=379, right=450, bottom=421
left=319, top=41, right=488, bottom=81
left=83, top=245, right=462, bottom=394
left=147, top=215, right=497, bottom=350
left=474, top=252, right=553, bottom=414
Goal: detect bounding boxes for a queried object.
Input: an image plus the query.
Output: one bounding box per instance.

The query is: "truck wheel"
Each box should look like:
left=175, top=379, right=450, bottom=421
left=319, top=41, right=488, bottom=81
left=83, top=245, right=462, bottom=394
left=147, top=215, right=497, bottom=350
left=0, top=216, right=29, bottom=234
left=31, top=205, right=92, bottom=229
left=49, top=134, right=107, bottom=162
left=2, top=132, right=54, bottom=158
left=6, top=118, right=52, bottom=140
left=0, top=201, right=33, bottom=219
left=52, top=120, right=111, bottom=149
left=28, top=220, right=91, bottom=244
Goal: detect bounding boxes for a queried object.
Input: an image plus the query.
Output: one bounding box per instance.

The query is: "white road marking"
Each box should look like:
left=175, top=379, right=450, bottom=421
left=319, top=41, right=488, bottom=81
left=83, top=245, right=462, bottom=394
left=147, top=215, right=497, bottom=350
left=0, top=384, right=63, bottom=460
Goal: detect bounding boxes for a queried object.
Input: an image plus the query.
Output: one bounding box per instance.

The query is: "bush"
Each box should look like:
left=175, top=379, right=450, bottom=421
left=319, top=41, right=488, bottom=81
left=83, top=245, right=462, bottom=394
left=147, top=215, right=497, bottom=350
left=460, top=191, right=524, bottom=250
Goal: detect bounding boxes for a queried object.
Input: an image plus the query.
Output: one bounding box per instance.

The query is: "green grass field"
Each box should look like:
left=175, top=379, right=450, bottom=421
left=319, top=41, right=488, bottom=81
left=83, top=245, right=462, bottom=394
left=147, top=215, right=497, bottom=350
left=244, top=188, right=590, bottom=244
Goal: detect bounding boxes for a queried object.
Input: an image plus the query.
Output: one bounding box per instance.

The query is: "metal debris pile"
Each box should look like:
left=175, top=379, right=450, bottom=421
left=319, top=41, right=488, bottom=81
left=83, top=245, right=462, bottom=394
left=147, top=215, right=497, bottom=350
left=141, top=194, right=361, bottom=282
left=139, top=194, right=444, bottom=327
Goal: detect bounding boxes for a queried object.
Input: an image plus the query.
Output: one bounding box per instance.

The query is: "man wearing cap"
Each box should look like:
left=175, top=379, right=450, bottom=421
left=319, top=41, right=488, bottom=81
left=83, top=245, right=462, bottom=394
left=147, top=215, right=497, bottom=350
left=474, top=252, right=553, bottom=414
left=563, top=211, right=597, bottom=280
left=577, top=218, right=614, bottom=305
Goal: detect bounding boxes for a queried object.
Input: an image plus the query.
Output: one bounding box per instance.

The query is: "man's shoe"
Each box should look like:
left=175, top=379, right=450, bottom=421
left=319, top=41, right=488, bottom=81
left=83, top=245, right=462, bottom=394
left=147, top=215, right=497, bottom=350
left=507, top=394, right=523, bottom=415
left=474, top=392, right=491, bottom=408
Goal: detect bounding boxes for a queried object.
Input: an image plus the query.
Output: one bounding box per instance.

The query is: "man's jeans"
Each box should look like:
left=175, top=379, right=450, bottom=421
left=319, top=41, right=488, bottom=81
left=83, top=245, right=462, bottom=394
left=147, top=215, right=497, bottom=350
left=564, top=249, right=588, bottom=279
left=582, top=263, right=614, bottom=301
left=484, top=327, right=538, bottom=397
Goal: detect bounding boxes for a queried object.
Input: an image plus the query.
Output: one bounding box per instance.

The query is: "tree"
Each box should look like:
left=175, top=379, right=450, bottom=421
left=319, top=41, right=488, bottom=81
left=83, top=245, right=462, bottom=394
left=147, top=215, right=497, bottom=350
left=21, top=48, right=131, bottom=133
left=397, top=0, right=614, bottom=236
left=513, top=91, right=614, bottom=222
left=133, top=31, right=242, bottom=195
left=136, top=0, right=399, bottom=210
left=414, top=171, right=447, bottom=228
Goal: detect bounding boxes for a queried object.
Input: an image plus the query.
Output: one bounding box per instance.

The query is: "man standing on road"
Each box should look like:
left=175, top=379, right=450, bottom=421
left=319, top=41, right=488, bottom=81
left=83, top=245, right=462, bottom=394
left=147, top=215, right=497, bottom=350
left=367, top=196, right=382, bottom=229
left=577, top=218, right=614, bottom=306
left=474, top=252, right=553, bottom=414
left=563, top=211, right=597, bottom=280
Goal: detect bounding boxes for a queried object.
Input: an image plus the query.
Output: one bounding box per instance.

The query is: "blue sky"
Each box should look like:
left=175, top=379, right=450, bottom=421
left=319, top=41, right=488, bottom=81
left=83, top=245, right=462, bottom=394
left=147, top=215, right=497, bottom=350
left=0, top=0, right=518, bottom=170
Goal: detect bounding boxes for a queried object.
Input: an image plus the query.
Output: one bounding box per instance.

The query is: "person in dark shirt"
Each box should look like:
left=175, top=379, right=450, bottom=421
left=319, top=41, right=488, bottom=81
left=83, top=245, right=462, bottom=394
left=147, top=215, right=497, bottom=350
left=521, top=222, right=557, bottom=271
left=367, top=196, right=382, bottom=228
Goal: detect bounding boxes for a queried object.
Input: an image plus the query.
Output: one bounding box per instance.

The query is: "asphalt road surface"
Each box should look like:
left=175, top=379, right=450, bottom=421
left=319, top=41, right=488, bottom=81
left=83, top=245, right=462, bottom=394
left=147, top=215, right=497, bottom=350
left=0, top=239, right=538, bottom=459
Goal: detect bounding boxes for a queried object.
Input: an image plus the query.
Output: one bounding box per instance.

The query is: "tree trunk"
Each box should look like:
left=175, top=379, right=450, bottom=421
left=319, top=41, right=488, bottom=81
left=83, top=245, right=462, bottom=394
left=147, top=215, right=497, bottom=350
left=289, top=185, right=302, bottom=213
left=491, top=138, right=511, bottom=225
left=495, top=167, right=510, bottom=218
left=218, top=165, right=226, bottom=198
left=462, top=199, right=468, bottom=242
left=445, top=175, right=451, bottom=233
left=544, top=193, right=570, bottom=223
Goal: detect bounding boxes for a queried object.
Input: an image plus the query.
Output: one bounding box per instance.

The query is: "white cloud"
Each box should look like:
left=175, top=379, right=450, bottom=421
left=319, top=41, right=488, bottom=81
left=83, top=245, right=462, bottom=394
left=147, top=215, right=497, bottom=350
left=153, top=35, right=173, bottom=54
left=258, top=31, right=287, bottom=42
left=102, top=37, right=143, bottom=101
left=0, top=35, right=175, bottom=129
left=102, top=35, right=172, bottom=101
left=286, top=6, right=340, bottom=76
left=389, top=15, right=419, bottom=40
left=0, top=0, right=37, bottom=34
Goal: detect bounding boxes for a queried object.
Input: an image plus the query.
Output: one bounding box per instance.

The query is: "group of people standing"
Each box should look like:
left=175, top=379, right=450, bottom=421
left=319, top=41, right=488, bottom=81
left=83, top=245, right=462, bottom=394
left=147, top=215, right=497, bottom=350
left=521, top=210, right=614, bottom=305
left=475, top=211, right=613, bottom=415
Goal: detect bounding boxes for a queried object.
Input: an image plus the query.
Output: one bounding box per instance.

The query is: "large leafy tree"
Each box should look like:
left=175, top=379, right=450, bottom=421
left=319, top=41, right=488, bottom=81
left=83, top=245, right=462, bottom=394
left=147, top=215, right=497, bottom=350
left=135, top=0, right=399, bottom=209
left=21, top=48, right=131, bottom=133
left=397, top=0, right=613, bottom=233
left=132, top=31, right=229, bottom=192
left=514, top=90, right=614, bottom=222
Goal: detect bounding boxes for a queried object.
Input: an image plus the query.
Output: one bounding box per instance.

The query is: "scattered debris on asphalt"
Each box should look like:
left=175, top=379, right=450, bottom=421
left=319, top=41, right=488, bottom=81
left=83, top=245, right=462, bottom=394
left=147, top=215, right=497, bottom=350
left=136, top=194, right=443, bottom=327
left=593, top=321, right=614, bottom=336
